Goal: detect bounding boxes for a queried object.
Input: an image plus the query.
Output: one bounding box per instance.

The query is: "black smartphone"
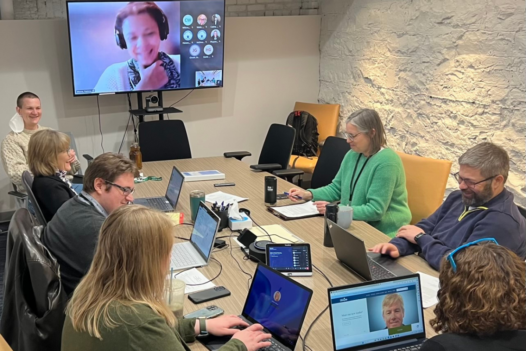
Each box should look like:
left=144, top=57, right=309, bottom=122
left=188, top=286, right=231, bottom=304
left=214, top=183, right=235, bottom=187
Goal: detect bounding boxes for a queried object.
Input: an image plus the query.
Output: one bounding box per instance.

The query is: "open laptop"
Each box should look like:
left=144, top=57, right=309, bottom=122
left=327, top=219, right=412, bottom=280
left=328, top=274, right=427, bottom=351
left=199, top=263, right=314, bottom=351
left=170, top=202, right=220, bottom=270
left=134, top=166, right=184, bottom=212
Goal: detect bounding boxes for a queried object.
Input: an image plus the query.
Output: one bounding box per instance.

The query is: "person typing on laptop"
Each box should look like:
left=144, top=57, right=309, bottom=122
left=370, top=143, right=526, bottom=270
left=63, top=205, right=272, bottom=351
left=421, top=240, right=526, bottom=351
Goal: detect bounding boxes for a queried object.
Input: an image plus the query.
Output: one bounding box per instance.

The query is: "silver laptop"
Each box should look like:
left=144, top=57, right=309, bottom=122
left=327, top=219, right=412, bottom=281
left=170, top=202, right=220, bottom=270
left=199, top=263, right=314, bottom=351
left=134, top=166, right=183, bottom=212
left=328, top=274, right=427, bottom=351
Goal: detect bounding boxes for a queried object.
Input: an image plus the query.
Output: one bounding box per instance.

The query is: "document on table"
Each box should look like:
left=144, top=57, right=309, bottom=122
left=234, top=224, right=304, bottom=248
left=205, top=191, right=248, bottom=204
left=417, top=271, right=440, bottom=308
left=270, top=201, right=319, bottom=219
left=172, top=268, right=216, bottom=294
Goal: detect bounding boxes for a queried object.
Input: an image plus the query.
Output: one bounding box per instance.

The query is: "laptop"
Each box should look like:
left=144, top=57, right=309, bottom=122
left=134, top=166, right=184, bottom=212
left=327, top=219, right=412, bottom=280
left=199, top=263, right=314, bottom=351
left=170, top=202, right=220, bottom=270
left=328, top=274, right=427, bottom=351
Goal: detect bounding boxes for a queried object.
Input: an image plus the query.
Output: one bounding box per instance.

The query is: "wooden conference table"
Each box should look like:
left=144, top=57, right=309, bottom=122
left=136, top=157, right=439, bottom=350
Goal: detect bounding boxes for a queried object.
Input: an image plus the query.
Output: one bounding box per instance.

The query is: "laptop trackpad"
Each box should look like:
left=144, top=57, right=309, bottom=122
left=367, top=252, right=413, bottom=276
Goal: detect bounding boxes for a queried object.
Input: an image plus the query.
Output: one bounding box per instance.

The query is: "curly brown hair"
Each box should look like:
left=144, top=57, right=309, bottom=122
left=430, top=243, right=526, bottom=335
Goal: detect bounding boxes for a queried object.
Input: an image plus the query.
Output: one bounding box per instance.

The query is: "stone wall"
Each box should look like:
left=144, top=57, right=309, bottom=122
left=319, top=0, right=526, bottom=206
left=11, top=0, right=318, bottom=19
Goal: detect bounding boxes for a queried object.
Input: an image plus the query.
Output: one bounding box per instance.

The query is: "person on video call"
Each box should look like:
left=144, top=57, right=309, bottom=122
left=95, top=2, right=181, bottom=93
left=382, top=294, right=405, bottom=329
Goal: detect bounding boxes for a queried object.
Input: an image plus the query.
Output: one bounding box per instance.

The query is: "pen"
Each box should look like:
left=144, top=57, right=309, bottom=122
left=284, top=192, right=302, bottom=199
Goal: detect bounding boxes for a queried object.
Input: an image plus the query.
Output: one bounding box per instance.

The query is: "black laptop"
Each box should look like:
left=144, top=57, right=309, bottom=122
left=327, top=219, right=412, bottom=280
left=134, top=166, right=183, bottom=212
left=199, top=263, right=313, bottom=351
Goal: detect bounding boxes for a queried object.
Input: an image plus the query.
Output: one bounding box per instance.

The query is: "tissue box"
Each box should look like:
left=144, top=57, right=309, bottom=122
left=229, top=214, right=253, bottom=231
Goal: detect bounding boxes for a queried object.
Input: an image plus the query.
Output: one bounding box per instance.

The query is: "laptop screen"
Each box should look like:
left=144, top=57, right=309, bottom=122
left=166, top=166, right=184, bottom=207
left=328, top=275, right=425, bottom=351
left=242, top=264, right=313, bottom=349
left=190, top=203, right=219, bottom=261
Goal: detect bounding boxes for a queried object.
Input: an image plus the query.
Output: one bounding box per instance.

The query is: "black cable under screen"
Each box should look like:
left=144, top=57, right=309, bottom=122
left=118, top=113, right=132, bottom=154
left=96, top=95, right=104, bottom=152
left=169, top=89, right=194, bottom=107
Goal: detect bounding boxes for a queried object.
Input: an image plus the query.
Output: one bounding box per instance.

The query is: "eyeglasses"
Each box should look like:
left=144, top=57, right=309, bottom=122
left=446, top=238, right=499, bottom=273
left=104, top=180, right=135, bottom=197
left=343, top=132, right=362, bottom=141
left=452, top=172, right=497, bottom=188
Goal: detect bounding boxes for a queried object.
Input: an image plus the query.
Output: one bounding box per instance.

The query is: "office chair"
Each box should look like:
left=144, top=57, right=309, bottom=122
left=396, top=151, right=452, bottom=224
left=21, top=171, right=47, bottom=226
left=139, top=120, right=192, bottom=162
left=1, top=208, right=67, bottom=351
left=224, top=123, right=304, bottom=184
left=288, top=102, right=340, bottom=174
left=310, top=136, right=349, bottom=189
left=64, top=132, right=82, bottom=175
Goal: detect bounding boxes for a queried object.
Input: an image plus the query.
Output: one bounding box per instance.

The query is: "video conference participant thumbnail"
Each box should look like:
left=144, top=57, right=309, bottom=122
left=329, top=279, right=423, bottom=350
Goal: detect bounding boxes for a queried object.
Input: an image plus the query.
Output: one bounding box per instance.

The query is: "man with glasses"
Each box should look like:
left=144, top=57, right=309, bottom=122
left=42, top=153, right=136, bottom=296
left=370, top=142, right=526, bottom=270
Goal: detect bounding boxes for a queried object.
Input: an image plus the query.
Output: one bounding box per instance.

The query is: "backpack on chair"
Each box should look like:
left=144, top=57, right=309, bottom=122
left=286, top=111, right=319, bottom=158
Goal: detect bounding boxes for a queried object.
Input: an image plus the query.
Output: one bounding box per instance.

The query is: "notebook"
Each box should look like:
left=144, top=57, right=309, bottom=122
left=328, top=274, right=427, bottom=351
left=134, top=166, right=184, bottom=212
left=199, top=263, right=314, bottom=351
left=268, top=201, right=322, bottom=220
left=170, top=202, right=220, bottom=270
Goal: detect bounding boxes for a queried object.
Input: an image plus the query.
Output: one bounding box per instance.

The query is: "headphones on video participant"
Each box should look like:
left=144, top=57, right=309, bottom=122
left=114, top=3, right=170, bottom=50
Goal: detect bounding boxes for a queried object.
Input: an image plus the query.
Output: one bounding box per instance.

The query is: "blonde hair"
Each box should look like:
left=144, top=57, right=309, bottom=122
left=66, top=205, right=176, bottom=339
left=27, top=130, right=70, bottom=177
left=382, top=293, right=404, bottom=312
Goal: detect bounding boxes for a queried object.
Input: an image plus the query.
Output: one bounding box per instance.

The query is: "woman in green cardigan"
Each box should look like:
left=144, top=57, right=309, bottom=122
left=288, top=109, right=411, bottom=238
left=62, top=205, right=271, bottom=351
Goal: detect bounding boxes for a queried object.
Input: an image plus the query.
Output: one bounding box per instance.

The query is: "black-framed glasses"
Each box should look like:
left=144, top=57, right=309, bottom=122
left=104, top=180, right=135, bottom=196
left=343, top=132, right=362, bottom=141
left=452, top=172, right=497, bottom=188
left=447, top=238, right=499, bottom=272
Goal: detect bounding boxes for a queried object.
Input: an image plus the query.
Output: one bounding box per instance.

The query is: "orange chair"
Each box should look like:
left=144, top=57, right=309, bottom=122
left=288, top=102, right=340, bottom=174
left=396, top=151, right=453, bottom=224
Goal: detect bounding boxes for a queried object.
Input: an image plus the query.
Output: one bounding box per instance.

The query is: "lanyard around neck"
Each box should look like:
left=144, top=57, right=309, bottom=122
left=458, top=206, right=488, bottom=221
left=349, top=154, right=371, bottom=202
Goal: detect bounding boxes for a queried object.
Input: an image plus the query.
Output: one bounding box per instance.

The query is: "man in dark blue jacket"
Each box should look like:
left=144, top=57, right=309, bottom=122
left=370, top=142, right=526, bottom=270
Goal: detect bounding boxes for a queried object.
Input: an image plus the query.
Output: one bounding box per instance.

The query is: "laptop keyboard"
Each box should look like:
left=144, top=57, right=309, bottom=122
left=171, top=244, right=198, bottom=267
left=147, top=197, right=170, bottom=210
left=367, top=258, right=396, bottom=280
left=392, top=344, right=422, bottom=351
left=260, top=339, right=288, bottom=351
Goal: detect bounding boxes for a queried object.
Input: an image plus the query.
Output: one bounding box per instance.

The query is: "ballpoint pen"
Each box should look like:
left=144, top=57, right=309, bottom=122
left=284, top=192, right=302, bottom=200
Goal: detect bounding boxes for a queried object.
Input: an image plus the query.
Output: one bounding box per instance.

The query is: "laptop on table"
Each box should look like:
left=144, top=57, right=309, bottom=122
left=199, top=263, right=314, bottom=351
left=328, top=274, right=427, bottom=351
left=134, top=166, right=184, bottom=212
left=327, top=220, right=412, bottom=281
left=170, top=202, right=220, bottom=270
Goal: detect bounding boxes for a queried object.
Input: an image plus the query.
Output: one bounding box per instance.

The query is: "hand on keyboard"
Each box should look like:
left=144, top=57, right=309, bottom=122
left=206, top=315, right=249, bottom=336
left=231, top=324, right=272, bottom=351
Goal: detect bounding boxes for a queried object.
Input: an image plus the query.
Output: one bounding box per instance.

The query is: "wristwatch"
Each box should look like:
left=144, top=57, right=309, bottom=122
left=414, top=233, right=426, bottom=244
left=197, top=317, right=208, bottom=337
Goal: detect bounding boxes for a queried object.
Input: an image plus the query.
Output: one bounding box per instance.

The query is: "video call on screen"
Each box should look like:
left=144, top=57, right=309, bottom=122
left=67, top=0, right=225, bottom=96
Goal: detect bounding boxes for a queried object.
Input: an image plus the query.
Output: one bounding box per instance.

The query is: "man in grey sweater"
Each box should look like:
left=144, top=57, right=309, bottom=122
left=42, top=153, right=136, bottom=296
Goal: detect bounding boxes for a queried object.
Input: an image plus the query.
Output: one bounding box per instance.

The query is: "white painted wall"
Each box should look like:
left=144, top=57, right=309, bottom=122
left=0, top=15, right=320, bottom=212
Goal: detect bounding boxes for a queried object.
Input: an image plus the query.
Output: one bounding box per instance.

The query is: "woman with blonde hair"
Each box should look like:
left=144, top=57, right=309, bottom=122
left=288, top=109, right=411, bottom=237
left=28, top=129, right=77, bottom=222
left=62, top=205, right=271, bottom=351
left=421, top=240, right=526, bottom=351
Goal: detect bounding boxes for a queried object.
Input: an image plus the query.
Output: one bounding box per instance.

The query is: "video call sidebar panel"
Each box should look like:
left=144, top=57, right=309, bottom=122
left=179, top=0, right=225, bottom=88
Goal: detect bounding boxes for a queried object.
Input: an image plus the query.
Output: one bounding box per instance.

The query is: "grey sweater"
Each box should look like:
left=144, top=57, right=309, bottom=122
left=42, top=196, right=106, bottom=296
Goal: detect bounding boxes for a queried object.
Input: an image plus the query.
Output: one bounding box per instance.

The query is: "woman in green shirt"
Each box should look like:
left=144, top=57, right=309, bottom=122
left=288, top=109, right=411, bottom=237
left=62, top=205, right=271, bottom=351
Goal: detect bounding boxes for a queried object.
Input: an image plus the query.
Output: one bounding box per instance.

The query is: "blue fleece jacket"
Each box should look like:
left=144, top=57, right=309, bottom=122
left=390, top=189, right=526, bottom=270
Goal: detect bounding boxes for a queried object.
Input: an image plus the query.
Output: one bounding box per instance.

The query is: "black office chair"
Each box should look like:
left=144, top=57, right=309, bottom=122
left=21, top=171, right=47, bottom=226
left=1, top=208, right=67, bottom=351
left=224, top=123, right=304, bottom=183
left=310, top=136, right=349, bottom=189
left=138, top=120, right=192, bottom=162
